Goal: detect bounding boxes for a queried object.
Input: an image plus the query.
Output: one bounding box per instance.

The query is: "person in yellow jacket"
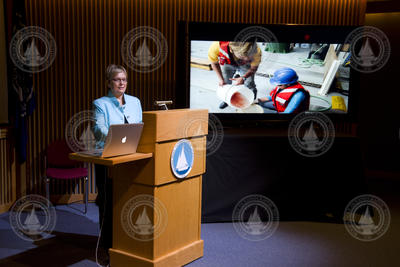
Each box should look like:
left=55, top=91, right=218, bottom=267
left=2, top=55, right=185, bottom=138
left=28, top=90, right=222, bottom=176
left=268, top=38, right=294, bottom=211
left=208, top=41, right=261, bottom=109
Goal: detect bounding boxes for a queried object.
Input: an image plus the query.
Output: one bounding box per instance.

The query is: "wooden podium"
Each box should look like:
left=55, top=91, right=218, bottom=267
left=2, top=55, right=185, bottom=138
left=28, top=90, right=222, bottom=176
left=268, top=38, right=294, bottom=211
left=70, top=109, right=208, bottom=267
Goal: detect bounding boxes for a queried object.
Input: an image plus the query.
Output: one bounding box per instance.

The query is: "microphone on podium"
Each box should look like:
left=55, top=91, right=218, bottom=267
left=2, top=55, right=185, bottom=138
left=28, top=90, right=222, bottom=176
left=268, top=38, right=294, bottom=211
left=154, top=100, right=173, bottom=110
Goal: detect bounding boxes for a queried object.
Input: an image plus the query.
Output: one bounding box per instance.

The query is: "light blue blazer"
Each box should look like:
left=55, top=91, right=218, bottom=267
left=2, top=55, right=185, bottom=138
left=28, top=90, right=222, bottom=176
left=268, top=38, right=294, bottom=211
left=92, top=90, right=142, bottom=147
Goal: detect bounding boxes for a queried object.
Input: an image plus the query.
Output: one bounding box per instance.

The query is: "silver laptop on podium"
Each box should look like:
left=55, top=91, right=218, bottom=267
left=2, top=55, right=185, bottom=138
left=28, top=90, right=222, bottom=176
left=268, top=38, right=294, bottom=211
left=80, top=123, right=144, bottom=158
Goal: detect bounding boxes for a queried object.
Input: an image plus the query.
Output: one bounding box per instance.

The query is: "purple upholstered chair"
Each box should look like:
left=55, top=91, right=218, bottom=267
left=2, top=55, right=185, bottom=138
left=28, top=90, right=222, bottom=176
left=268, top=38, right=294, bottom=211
left=43, top=140, right=89, bottom=214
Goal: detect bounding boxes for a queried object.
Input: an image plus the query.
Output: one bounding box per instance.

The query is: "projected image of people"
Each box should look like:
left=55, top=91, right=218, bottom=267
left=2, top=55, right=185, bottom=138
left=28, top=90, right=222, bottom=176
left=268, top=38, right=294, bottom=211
left=190, top=41, right=350, bottom=114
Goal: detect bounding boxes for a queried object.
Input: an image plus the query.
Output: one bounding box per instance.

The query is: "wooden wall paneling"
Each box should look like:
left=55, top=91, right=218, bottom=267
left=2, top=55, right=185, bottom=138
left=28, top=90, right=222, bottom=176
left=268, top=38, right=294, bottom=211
left=336, top=0, right=342, bottom=25
left=16, top=0, right=367, bottom=204
left=1, top=139, right=6, bottom=210
left=1, top=139, right=4, bottom=207
left=0, top=129, right=16, bottom=213
left=0, top=0, right=8, bottom=125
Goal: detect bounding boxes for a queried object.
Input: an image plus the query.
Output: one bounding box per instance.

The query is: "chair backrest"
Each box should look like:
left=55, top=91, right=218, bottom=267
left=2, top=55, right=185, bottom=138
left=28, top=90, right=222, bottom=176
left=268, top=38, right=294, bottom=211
left=46, top=140, right=77, bottom=168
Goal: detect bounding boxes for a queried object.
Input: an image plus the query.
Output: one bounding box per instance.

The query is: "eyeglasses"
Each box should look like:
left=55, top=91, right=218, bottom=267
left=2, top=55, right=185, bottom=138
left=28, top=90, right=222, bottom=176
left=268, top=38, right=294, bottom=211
left=112, top=78, right=127, bottom=83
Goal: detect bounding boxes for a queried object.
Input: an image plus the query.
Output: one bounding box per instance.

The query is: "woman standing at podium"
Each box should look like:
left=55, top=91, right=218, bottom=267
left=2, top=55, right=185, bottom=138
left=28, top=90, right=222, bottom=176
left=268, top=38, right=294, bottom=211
left=92, top=64, right=142, bottom=265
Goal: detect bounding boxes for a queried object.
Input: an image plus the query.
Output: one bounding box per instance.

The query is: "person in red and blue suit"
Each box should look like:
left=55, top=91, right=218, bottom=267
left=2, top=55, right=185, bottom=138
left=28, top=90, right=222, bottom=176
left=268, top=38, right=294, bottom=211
left=258, top=67, right=310, bottom=113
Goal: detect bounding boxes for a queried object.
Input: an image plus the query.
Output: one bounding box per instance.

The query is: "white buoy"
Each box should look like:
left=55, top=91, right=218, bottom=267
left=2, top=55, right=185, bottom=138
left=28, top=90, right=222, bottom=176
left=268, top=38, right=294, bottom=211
left=216, top=84, right=254, bottom=110
left=236, top=104, right=264, bottom=113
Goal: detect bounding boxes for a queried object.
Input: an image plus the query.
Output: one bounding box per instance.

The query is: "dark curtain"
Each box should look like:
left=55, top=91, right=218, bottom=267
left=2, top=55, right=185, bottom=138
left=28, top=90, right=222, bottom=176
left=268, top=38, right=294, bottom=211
left=201, top=133, right=366, bottom=222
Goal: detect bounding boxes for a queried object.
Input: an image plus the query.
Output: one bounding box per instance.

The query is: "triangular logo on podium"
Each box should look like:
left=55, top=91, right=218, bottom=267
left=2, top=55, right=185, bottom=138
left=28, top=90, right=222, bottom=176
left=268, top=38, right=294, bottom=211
left=171, top=139, right=194, bottom=179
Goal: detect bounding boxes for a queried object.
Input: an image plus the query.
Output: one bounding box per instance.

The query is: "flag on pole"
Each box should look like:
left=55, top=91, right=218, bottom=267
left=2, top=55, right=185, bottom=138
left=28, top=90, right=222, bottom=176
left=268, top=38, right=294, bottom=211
left=6, top=0, right=35, bottom=163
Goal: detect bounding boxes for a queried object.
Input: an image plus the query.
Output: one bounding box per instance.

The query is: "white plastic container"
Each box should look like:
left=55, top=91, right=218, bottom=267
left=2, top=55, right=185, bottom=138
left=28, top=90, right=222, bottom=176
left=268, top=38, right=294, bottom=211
left=216, top=84, right=254, bottom=109
left=236, top=104, right=264, bottom=113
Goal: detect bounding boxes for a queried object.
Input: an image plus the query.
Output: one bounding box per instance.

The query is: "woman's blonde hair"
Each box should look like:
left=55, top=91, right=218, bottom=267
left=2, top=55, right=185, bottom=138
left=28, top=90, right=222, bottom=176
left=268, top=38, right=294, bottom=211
left=229, top=42, right=258, bottom=58
left=106, top=64, right=127, bottom=81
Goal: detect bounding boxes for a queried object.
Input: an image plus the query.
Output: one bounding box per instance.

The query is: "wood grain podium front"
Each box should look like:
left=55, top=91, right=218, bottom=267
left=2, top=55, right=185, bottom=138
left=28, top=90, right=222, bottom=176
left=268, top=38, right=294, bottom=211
left=70, top=109, right=208, bottom=267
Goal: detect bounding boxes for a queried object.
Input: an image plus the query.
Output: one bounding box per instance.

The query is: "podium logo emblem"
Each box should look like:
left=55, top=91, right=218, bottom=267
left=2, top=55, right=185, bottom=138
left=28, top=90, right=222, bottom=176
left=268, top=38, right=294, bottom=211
left=171, top=139, right=194, bottom=179
left=9, top=195, right=57, bottom=241
left=121, top=194, right=168, bottom=241
left=343, top=194, right=390, bottom=241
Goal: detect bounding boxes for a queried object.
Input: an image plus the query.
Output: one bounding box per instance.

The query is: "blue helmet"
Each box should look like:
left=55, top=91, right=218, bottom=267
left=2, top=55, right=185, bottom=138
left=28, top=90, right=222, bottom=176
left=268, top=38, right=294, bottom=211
left=269, top=67, right=298, bottom=86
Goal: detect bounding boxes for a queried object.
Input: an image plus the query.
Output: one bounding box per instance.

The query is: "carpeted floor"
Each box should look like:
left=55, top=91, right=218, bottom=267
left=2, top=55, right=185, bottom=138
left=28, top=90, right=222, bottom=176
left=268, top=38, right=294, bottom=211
left=1, top=182, right=399, bottom=267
